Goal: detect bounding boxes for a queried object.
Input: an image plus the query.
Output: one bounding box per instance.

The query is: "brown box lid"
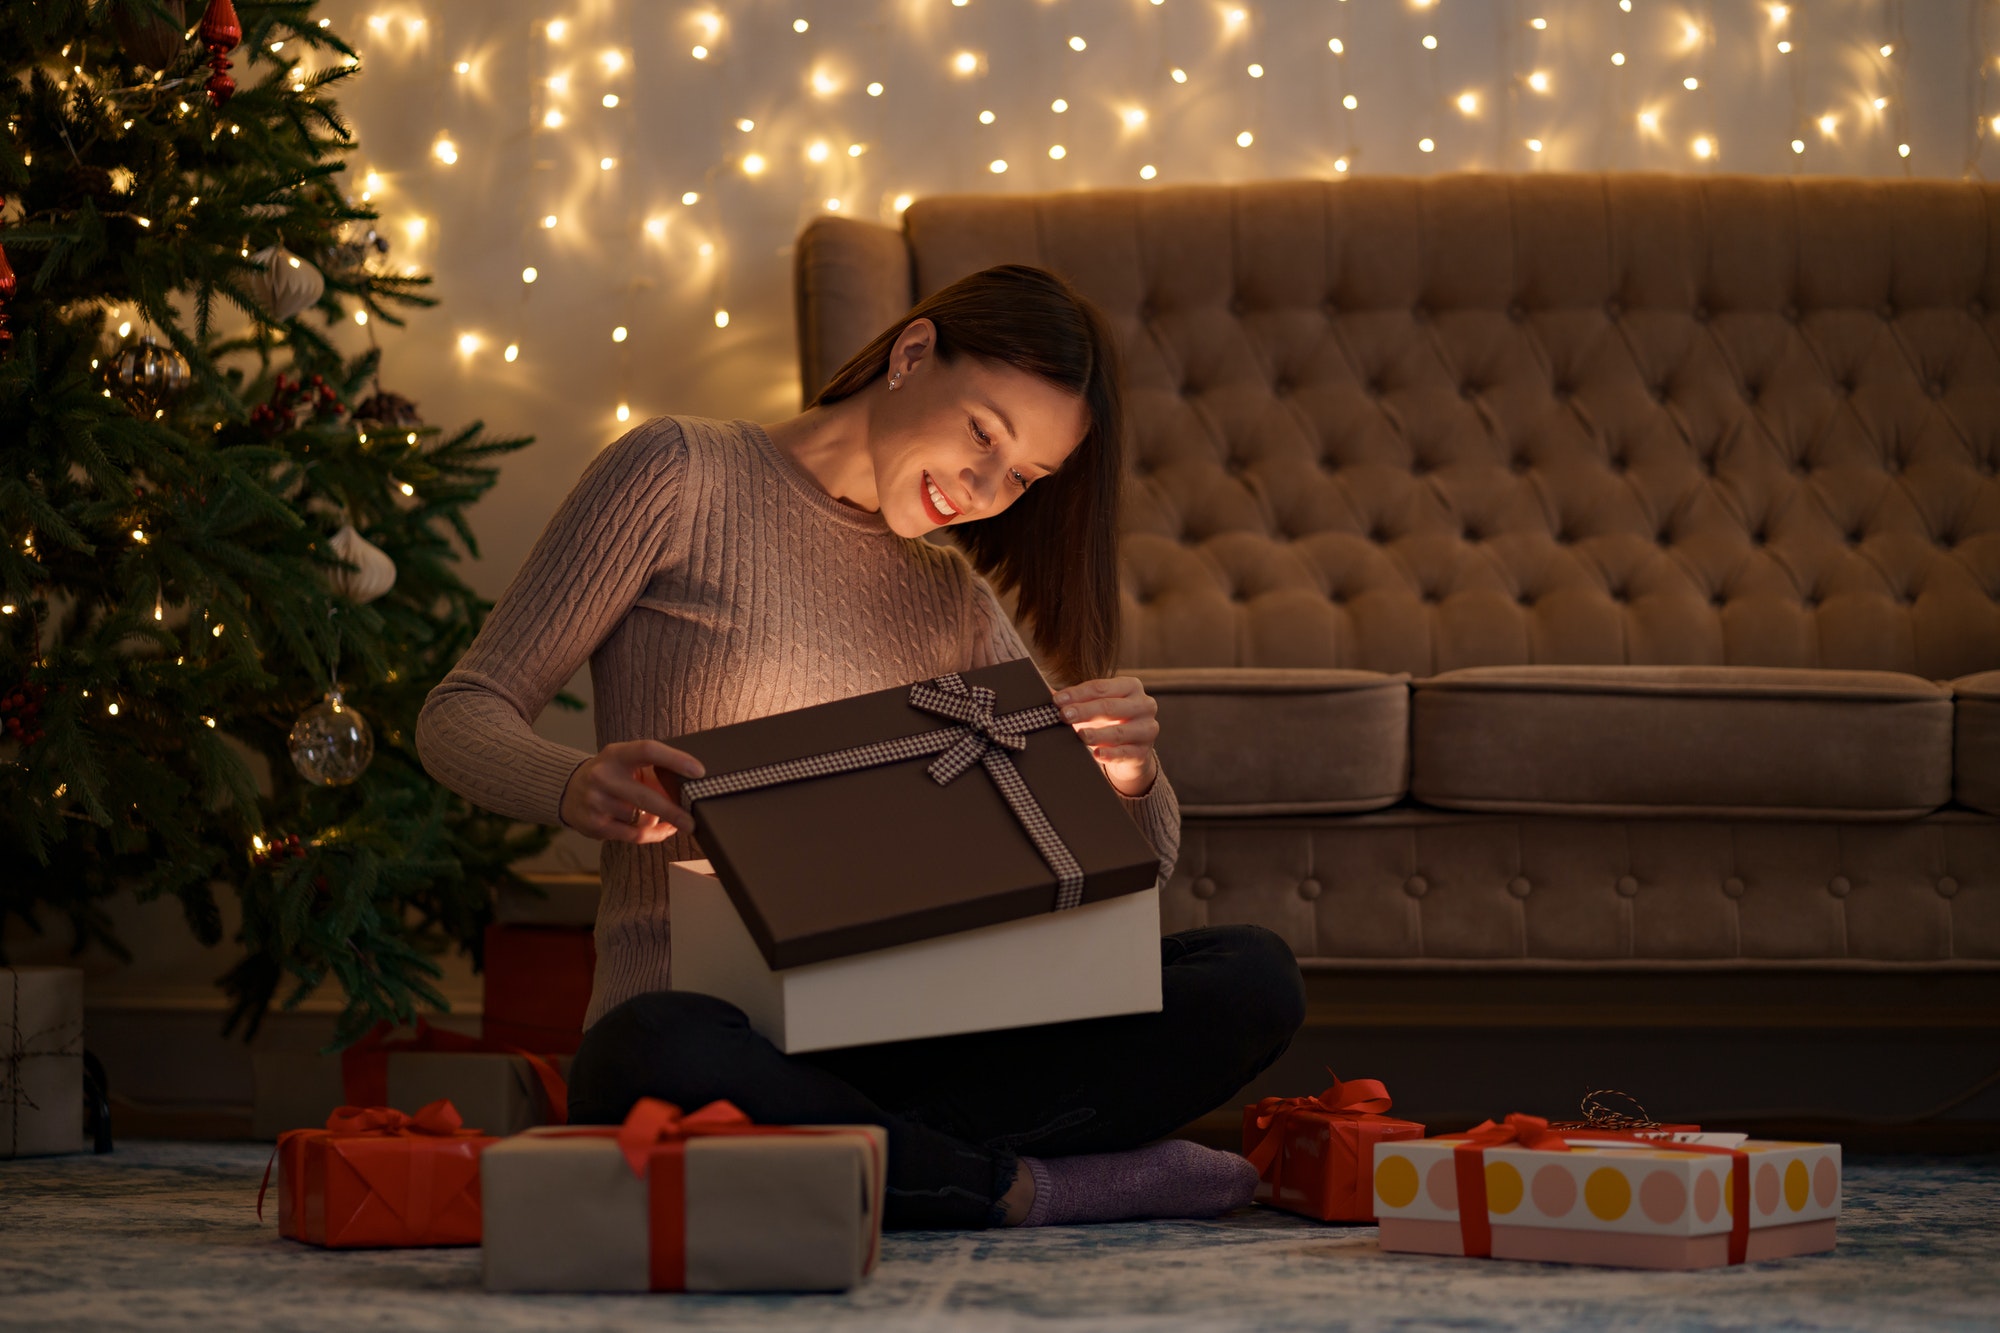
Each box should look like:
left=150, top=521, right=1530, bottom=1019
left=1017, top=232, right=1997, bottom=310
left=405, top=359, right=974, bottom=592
left=670, top=659, right=1160, bottom=970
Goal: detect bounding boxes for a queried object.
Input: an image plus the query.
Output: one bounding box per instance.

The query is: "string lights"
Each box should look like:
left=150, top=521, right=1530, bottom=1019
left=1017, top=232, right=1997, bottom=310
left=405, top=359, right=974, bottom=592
left=324, top=3, right=1961, bottom=431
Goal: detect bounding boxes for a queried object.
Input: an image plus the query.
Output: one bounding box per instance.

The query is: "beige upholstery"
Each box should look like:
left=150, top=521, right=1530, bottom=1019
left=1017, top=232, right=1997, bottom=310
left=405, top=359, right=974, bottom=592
left=1411, top=666, right=1954, bottom=819
left=792, top=174, right=2000, bottom=970
left=1136, top=668, right=1408, bottom=814
left=1957, top=671, right=2000, bottom=815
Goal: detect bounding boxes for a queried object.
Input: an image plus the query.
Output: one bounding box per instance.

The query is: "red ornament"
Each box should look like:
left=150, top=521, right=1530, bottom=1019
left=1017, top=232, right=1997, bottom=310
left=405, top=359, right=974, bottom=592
left=199, top=0, right=242, bottom=107
left=0, top=194, right=15, bottom=354
left=2, top=682, right=47, bottom=747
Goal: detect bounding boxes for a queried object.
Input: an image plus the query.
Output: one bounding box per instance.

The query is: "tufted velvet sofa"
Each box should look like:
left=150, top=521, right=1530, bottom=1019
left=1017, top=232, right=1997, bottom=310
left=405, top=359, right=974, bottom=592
left=794, top=175, right=2000, bottom=1134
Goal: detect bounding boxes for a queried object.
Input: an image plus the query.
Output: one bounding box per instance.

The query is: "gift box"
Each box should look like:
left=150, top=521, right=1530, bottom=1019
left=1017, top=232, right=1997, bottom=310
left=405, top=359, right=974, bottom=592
left=1373, top=1115, right=1841, bottom=1270
left=1242, top=1076, right=1425, bottom=1221
left=665, top=659, right=1163, bottom=1051
left=252, top=1021, right=567, bottom=1140
left=2, top=967, right=86, bottom=1159
left=482, top=923, right=595, bottom=1054
left=261, top=1100, right=494, bottom=1248
left=481, top=1098, right=886, bottom=1293
left=495, top=875, right=602, bottom=926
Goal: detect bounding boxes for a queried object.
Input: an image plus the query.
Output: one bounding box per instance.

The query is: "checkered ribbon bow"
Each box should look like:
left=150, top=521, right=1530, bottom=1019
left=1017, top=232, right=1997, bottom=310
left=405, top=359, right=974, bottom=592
left=681, top=673, right=1088, bottom=911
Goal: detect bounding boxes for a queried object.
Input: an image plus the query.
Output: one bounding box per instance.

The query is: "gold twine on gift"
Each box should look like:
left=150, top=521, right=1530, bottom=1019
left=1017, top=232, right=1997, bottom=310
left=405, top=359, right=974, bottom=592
left=2, top=969, right=86, bottom=1158
left=1548, top=1088, right=1662, bottom=1132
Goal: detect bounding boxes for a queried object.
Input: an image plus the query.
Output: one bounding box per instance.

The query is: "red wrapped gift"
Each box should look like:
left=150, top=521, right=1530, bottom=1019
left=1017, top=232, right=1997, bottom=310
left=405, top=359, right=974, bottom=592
left=259, top=1100, right=493, bottom=1248
left=483, top=924, right=595, bottom=1054
left=1243, top=1074, right=1425, bottom=1222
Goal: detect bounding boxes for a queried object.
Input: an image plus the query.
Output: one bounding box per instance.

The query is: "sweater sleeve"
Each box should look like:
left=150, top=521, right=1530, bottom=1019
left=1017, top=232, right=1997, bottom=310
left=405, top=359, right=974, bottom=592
left=416, top=419, right=687, bottom=826
left=963, top=572, right=1182, bottom=887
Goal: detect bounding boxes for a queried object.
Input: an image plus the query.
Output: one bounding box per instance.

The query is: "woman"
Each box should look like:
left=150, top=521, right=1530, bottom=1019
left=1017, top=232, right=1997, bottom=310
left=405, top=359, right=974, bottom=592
left=417, top=264, right=1305, bottom=1229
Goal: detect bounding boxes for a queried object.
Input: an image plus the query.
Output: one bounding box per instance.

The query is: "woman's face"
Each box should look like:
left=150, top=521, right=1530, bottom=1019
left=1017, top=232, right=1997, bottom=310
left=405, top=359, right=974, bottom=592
left=867, top=320, right=1090, bottom=540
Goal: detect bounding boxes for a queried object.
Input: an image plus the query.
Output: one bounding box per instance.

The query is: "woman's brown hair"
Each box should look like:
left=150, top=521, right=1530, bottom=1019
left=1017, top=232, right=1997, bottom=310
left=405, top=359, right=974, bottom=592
left=809, top=264, right=1124, bottom=686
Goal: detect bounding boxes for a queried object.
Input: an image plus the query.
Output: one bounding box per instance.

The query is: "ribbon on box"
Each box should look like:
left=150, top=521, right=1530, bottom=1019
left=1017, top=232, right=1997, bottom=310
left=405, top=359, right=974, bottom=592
left=1445, top=1113, right=1751, bottom=1265
left=550, top=1097, right=885, bottom=1291
left=1244, top=1074, right=1393, bottom=1175
left=340, top=1018, right=569, bottom=1124
left=681, top=672, right=1087, bottom=911
left=256, top=1097, right=484, bottom=1223
left=3, top=969, right=85, bottom=1159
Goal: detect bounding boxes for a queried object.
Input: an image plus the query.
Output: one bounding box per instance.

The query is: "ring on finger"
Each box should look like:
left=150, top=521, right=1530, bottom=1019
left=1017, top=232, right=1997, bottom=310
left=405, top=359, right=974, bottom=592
left=626, top=805, right=643, bottom=826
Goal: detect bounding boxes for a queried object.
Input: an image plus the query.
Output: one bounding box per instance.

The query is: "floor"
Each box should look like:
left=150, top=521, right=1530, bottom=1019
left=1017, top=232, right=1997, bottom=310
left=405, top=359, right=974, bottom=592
left=1, top=1143, right=1995, bottom=1331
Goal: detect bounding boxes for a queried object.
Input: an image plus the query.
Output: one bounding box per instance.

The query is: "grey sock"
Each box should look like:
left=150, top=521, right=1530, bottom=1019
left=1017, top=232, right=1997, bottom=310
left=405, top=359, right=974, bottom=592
left=1015, top=1140, right=1260, bottom=1227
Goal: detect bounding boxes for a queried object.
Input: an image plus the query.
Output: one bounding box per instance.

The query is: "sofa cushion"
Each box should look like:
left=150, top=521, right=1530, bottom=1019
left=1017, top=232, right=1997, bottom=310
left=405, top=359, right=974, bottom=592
left=1137, top=668, right=1408, bottom=814
left=1411, top=666, right=1953, bottom=819
left=1955, top=671, right=2000, bottom=816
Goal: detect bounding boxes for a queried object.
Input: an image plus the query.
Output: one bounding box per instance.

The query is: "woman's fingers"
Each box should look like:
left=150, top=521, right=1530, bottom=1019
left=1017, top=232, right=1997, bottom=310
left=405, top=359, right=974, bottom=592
left=1080, top=720, right=1160, bottom=749
left=596, top=770, right=694, bottom=830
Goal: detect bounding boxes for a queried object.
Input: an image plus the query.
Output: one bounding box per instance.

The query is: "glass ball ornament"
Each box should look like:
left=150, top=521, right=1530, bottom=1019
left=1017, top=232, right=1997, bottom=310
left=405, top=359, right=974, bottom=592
left=111, top=335, right=191, bottom=410
left=288, top=690, right=374, bottom=786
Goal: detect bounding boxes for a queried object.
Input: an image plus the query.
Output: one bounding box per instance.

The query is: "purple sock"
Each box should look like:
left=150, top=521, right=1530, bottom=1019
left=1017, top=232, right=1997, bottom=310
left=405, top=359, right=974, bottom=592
left=1014, top=1140, right=1260, bottom=1227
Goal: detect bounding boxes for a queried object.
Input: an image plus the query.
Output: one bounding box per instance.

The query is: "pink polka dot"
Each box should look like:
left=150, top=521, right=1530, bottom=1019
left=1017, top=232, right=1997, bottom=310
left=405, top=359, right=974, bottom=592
left=1755, top=1162, right=1781, bottom=1216
left=1531, top=1164, right=1577, bottom=1218
left=1814, top=1157, right=1839, bottom=1209
left=1640, top=1170, right=1688, bottom=1224
left=1693, top=1170, right=1721, bottom=1222
left=1427, top=1159, right=1458, bottom=1210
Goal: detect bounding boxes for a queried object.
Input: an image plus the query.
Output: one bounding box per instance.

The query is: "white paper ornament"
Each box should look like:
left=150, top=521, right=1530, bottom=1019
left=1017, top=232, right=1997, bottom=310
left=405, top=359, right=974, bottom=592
left=288, top=690, right=374, bottom=786
left=324, top=524, right=397, bottom=604
left=247, top=246, right=325, bottom=322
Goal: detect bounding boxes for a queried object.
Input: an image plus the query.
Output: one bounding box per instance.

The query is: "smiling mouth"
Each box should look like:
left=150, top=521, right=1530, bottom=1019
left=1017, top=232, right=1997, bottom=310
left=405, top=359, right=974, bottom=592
left=922, top=471, right=961, bottom=522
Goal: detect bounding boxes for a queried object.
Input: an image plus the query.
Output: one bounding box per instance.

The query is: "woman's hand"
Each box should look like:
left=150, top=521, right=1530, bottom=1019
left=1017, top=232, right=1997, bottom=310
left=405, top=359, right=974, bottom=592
left=1053, top=676, right=1161, bottom=798
left=560, top=740, right=706, bottom=844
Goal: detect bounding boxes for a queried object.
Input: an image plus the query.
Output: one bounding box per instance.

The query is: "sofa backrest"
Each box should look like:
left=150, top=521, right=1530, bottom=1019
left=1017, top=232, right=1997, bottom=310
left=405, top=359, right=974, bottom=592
left=794, top=175, right=2000, bottom=680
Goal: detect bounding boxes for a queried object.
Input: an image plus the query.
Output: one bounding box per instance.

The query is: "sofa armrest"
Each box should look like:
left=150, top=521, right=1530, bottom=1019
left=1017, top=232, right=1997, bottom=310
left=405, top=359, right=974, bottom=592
left=794, top=216, right=913, bottom=403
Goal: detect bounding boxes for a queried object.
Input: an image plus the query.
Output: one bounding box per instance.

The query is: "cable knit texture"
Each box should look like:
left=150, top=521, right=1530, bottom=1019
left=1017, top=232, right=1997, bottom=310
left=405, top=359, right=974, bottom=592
left=417, top=416, right=1181, bottom=1030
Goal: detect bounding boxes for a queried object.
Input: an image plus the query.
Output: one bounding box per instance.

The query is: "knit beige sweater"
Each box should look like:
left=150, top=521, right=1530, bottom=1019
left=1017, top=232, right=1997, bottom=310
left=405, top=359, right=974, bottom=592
left=417, top=416, right=1181, bottom=1030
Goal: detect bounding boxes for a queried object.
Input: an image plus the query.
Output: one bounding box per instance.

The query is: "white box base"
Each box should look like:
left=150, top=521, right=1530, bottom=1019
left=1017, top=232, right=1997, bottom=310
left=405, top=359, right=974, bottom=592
left=668, top=861, right=1163, bottom=1053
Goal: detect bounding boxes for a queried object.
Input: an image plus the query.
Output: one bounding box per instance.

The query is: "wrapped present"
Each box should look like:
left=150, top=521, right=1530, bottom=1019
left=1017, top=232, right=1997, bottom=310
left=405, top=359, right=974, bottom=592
left=666, top=659, right=1163, bottom=1052
left=482, top=923, right=595, bottom=1054
left=252, top=1020, right=568, bottom=1140
left=259, top=1100, right=494, bottom=1248
left=2, top=967, right=85, bottom=1159
left=482, top=1098, right=886, bottom=1293
left=1243, top=1075, right=1425, bottom=1221
left=1373, top=1114, right=1841, bottom=1270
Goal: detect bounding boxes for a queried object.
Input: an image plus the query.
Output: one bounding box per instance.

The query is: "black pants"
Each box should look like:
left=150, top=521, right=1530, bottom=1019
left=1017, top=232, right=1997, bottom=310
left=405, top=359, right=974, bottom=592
left=568, top=924, right=1307, bottom=1230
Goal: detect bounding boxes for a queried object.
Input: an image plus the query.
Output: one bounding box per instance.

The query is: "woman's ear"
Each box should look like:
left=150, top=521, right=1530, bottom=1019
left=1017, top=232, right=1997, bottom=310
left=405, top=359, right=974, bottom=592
left=891, top=318, right=938, bottom=377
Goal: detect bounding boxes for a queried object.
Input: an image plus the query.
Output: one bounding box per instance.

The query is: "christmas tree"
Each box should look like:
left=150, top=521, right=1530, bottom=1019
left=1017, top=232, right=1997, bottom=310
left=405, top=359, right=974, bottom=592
left=0, top=0, right=555, bottom=1045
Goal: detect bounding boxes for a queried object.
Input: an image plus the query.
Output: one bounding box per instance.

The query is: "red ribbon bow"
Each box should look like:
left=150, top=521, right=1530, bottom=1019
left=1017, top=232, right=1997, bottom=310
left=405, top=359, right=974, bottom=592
left=1446, top=1115, right=1750, bottom=1265
left=614, top=1097, right=756, bottom=1177
left=1245, top=1074, right=1393, bottom=1175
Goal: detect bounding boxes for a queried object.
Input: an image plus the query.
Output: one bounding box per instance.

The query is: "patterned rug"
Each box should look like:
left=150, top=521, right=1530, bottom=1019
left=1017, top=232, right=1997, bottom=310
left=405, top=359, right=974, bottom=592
left=1, top=1144, right=1994, bottom=1331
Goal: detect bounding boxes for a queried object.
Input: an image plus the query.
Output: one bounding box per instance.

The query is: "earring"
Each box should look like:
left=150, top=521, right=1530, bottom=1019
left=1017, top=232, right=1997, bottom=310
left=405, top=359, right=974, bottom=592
left=889, top=372, right=902, bottom=389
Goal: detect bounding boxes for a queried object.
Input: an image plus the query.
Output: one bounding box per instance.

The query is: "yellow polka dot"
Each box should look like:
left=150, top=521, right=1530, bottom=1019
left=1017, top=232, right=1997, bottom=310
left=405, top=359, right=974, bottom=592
left=1485, top=1161, right=1524, bottom=1215
left=1376, top=1154, right=1419, bottom=1210
left=1584, top=1167, right=1632, bottom=1221
left=1722, top=1176, right=1734, bottom=1213
left=1784, top=1159, right=1809, bottom=1212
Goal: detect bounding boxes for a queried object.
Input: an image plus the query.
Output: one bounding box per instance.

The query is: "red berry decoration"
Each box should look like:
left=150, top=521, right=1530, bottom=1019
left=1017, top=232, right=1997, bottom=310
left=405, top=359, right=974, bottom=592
left=1, top=681, right=47, bottom=746
left=250, top=831, right=306, bottom=869
left=199, top=0, right=242, bottom=108
left=0, top=195, right=16, bottom=355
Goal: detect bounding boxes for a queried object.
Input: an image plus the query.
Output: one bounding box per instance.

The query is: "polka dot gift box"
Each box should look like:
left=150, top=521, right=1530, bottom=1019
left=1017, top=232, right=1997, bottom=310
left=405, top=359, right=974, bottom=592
left=1372, top=1115, right=1840, bottom=1270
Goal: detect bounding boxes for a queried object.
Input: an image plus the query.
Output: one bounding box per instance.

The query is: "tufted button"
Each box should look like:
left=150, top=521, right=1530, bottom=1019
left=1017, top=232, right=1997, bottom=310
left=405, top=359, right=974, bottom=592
left=1367, top=377, right=1386, bottom=397
left=1930, top=380, right=1947, bottom=399
left=1937, top=875, right=1961, bottom=898
left=1192, top=876, right=1218, bottom=900
left=1229, top=296, right=1246, bottom=316
left=1410, top=455, right=1432, bottom=476
left=1616, top=875, right=1640, bottom=898
left=1971, top=299, right=1988, bottom=318
left=1839, top=375, right=1858, bottom=395
left=1411, top=303, right=1430, bottom=323
left=1745, top=382, right=1762, bottom=404
left=1139, top=301, right=1157, bottom=322
left=1273, top=377, right=1294, bottom=396
left=1507, top=301, right=1527, bottom=322
left=1878, top=301, right=1896, bottom=320
left=1553, top=381, right=1574, bottom=399
left=1827, top=875, right=1852, bottom=899
left=1463, top=526, right=1482, bottom=543
left=1298, top=877, right=1323, bottom=902
left=1783, top=303, right=1802, bottom=322
left=1605, top=298, right=1623, bottom=319
left=1507, top=876, right=1533, bottom=899
left=1802, top=593, right=1820, bottom=610
left=1652, top=383, right=1670, bottom=404
left=1610, top=453, right=1629, bottom=473
left=1693, top=304, right=1711, bottom=323
left=1610, top=587, right=1628, bottom=603
left=1460, top=381, right=1478, bottom=400
left=1710, top=589, right=1729, bottom=607
left=1722, top=876, right=1747, bottom=899
left=1403, top=874, right=1430, bottom=898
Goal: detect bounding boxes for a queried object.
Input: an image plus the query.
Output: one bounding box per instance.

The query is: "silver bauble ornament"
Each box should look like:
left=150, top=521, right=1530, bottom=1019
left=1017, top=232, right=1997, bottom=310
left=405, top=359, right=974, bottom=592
left=323, top=524, right=397, bottom=604
left=288, top=690, right=374, bottom=786
left=322, top=219, right=391, bottom=280
left=111, top=335, right=191, bottom=409
left=247, top=246, right=326, bottom=322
